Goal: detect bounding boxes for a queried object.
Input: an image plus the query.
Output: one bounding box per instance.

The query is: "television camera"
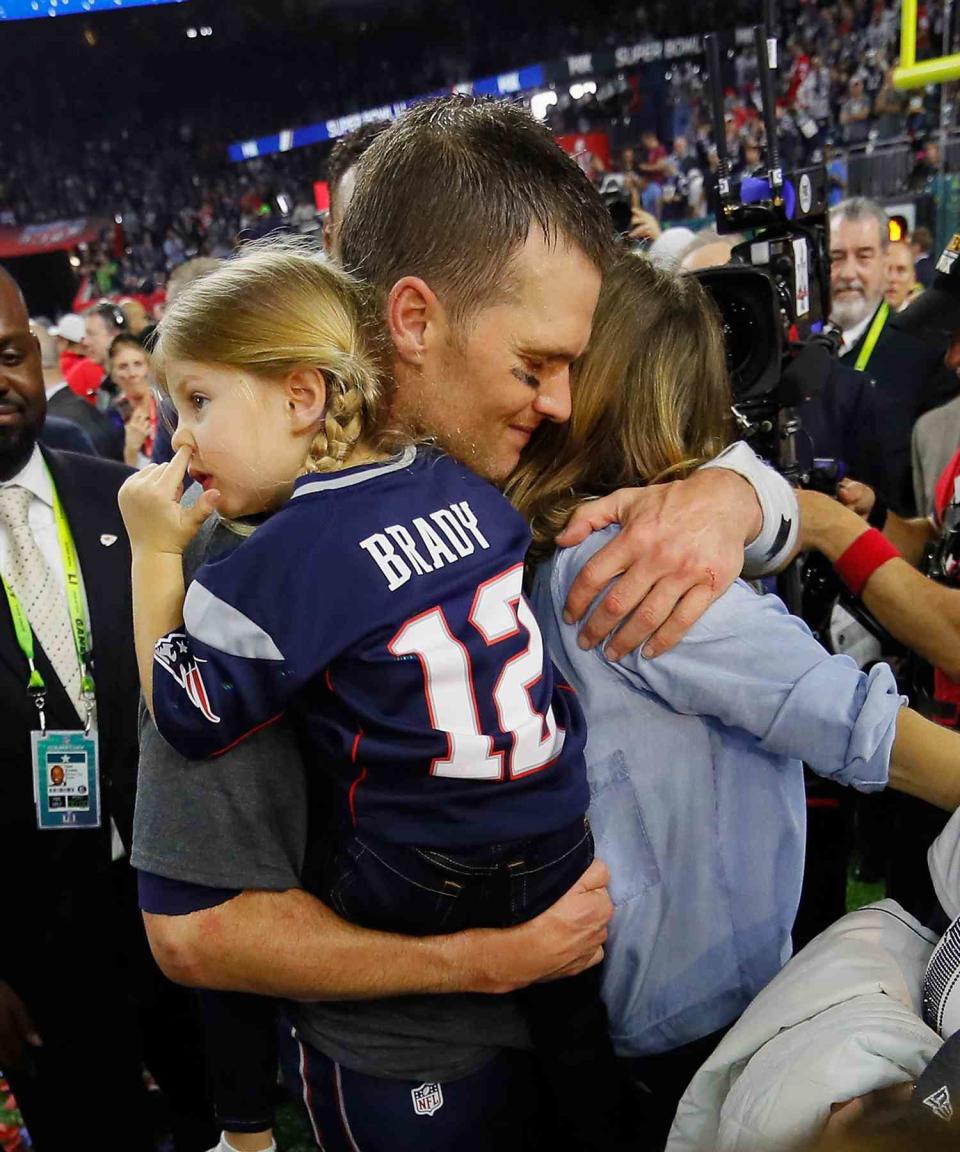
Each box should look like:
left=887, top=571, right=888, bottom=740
left=688, top=18, right=904, bottom=660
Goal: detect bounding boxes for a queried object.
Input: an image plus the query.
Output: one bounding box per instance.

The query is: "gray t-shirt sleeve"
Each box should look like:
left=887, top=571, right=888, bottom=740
left=131, top=704, right=308, bottom=890
left=131, top=513, right=309, bottom=890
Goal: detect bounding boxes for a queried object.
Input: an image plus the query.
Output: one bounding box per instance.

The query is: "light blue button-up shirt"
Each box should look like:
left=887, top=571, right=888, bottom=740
left=532, top=526, right=905, bottom=1058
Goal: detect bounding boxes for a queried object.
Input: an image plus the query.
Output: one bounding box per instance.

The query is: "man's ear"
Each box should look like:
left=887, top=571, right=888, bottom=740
left=388, top=276, right=446, bottom=366
left=284, top=367, right=327, bottom=433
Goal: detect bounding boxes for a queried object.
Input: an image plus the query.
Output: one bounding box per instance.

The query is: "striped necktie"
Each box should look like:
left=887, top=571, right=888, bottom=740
left=0, top=485, right=82, bottom=719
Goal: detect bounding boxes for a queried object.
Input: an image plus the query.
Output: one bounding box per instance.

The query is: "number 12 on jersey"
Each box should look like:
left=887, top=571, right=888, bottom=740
left=388, top=564, right=565, bottom=780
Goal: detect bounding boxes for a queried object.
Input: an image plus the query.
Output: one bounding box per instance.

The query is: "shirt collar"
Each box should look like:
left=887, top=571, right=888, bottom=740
left=1, top=444, right=54, bottom=508
left=45, top=380, right=69, bottom=400
left=839, top=309, right=876, bottom=355
left=292, top=445, right=417, bottom=498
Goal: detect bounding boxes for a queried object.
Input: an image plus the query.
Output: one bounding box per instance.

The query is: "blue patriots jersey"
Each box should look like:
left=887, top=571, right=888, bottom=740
left=152, top=446, right=589, bottom=847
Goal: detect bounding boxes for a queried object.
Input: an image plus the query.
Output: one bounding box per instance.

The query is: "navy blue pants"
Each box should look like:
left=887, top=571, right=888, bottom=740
left=205, top=820, right=636, bottom=1148
left=320, top=818, right=636, bottom=1151
left=279, top=1023, right=546, bottom=1152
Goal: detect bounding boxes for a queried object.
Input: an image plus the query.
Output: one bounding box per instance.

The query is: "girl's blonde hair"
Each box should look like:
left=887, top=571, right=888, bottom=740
left=152, top=235, right=392, bottom=472
left=507, top=254, right=733, bottom=564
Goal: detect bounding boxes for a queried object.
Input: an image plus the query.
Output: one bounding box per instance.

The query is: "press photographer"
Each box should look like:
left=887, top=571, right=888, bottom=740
left=830, top=198, right=956, bottom=515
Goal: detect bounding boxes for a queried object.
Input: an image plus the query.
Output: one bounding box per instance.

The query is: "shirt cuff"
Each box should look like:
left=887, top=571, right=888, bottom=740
left=138, top=869, right=241, bottom=916
left=701, top=442, right=800, bottom=577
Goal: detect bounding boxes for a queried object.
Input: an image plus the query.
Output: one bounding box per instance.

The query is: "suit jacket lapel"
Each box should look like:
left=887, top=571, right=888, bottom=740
left=40, top=449, right=132, bottom=715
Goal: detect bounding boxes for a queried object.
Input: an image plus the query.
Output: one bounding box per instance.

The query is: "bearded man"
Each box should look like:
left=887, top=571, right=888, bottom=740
left=830, top=197, right=957, bottom=513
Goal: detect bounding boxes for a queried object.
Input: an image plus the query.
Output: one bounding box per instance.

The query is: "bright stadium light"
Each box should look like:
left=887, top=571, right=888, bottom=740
left=568, top=81, right=597, bottom=100
left=530, top=90, right=558, bottom=120
left=186, top=25, right=196, bottom=36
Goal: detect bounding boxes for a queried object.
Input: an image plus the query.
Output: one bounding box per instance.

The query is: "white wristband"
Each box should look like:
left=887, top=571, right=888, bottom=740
left=700, top=442, right=799, bottom=577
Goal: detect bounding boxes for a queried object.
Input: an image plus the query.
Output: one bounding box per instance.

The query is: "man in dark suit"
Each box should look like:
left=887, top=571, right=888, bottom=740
left=831, top=197, right=958, bottom=514
left=0, top=269, right=215, bottom=1150
left=34, top=320, right=124, bottom=461
left=38, top=414, right=96, bottom=455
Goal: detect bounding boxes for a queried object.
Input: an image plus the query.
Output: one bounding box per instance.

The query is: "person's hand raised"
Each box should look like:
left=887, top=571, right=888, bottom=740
left=836, top=477, right=876, bottom=519
left=124, top=405, right=153, bottom=454
left=628, top=207, right=661, bottom=242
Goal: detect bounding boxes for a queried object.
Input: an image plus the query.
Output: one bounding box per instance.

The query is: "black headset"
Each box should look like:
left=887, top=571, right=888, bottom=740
left=91, top=300, right=128, bottom=332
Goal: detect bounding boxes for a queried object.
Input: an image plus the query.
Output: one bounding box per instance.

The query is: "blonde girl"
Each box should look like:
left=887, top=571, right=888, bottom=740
left=123, top=237, right=391, bottom=1152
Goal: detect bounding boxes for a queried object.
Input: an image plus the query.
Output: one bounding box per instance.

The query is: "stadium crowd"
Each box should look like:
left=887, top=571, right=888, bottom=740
left=0, top=0, right=951, bottom=299
left=7, top=2, right=960, bottom=1152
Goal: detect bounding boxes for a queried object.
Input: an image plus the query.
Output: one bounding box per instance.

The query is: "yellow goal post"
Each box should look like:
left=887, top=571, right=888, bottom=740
left=894, top=0, right=960, bottom=89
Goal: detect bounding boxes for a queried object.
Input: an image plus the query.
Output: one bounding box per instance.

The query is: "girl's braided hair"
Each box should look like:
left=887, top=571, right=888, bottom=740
left=151, top=234, right=394, bottom=471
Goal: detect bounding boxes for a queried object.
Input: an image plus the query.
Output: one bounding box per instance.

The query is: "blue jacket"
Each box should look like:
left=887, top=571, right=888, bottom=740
left=531, top=526, right=904, bottom=1057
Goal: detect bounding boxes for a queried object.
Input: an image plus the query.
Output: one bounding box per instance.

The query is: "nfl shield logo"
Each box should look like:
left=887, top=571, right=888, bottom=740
left=411, top=1082, right=444, bottom=1117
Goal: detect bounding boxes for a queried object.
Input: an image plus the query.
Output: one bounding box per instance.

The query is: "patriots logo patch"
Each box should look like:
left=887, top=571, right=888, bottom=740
left=154, top=633, right=221, bottom=724
left=923, top=1085, right=954, bottom=1123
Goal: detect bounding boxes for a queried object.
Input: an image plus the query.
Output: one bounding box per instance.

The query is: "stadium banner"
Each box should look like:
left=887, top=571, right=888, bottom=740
left=228, top=27, right=756, bottom=163
left=0, top=218, right=108, bottom=258
left=0, top=0, right=189, bottom=20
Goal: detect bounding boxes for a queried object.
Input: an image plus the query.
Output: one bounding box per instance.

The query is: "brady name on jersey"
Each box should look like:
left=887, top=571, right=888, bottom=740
left=359, top=498, right=491, bottom=591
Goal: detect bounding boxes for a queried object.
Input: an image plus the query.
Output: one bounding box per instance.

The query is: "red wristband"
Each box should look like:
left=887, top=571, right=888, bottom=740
left=834, top=529, right=900, bottom=597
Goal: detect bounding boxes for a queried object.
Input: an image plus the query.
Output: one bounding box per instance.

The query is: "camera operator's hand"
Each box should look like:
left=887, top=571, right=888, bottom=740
left=556, top=467, right=760, bottom=661
left=836, top=478, right=876, bottom=519
left=628, top=208, right=661, bottom=242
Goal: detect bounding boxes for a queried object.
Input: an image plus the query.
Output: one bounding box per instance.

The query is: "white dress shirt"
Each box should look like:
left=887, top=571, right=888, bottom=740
left=0, top=444, right=69, bottom=592
left=838, top=310, right=874, bottom=357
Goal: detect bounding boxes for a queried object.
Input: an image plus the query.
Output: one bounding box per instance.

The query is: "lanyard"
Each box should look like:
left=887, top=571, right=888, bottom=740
left=853, top=301, right=889, bottom=372
left=1, top=469, right=95, bottom=731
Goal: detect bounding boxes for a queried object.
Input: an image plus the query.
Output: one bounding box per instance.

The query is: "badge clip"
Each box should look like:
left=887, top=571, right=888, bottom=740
left=28, top=666, right=46, bottom=735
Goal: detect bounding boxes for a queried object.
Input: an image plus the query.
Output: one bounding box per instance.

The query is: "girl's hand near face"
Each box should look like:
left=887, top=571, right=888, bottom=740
left=118, top=446, right=220, bottom=555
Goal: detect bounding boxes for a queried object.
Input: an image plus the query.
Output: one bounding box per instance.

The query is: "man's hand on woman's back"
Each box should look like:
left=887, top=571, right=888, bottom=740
left=556, top=467, right=763, bottom=661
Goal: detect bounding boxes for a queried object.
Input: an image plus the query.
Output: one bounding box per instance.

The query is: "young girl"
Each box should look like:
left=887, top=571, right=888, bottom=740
left=508, top=253, right=960, bottom=1143
left=118, top=237, right=634, bottom=1152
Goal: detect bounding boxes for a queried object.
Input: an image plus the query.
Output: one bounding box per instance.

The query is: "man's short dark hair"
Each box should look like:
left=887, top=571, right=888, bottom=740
left=327, top=120, right=391, bottom=210
left=339, top=96, right=618, bottom=325
left=85, top=300, right=127, bottom=333
left=108, top=332, right=145, bottom=359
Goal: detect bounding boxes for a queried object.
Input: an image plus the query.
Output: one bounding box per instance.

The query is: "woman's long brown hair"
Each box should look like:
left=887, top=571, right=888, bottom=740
left=507, top=254, right=733, bottom=565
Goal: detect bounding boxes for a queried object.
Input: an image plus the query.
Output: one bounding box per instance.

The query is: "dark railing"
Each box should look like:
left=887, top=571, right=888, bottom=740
left=844, top=131, right=960, bottom=199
